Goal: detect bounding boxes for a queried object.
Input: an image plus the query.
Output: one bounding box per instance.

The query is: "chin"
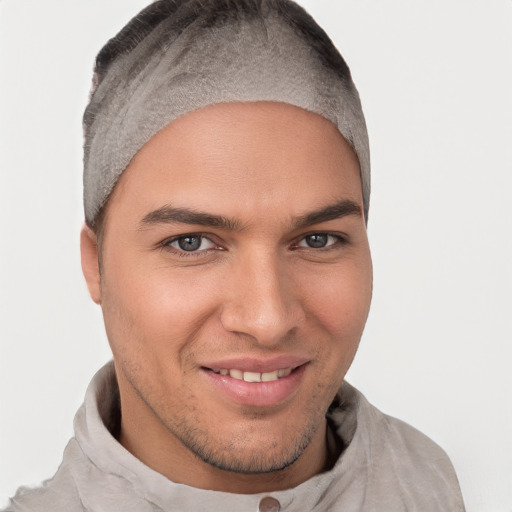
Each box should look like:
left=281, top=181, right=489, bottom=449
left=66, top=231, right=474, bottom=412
left=171, top=413, right=320, bottom=475
left=187, top=434, right=311, bottom=475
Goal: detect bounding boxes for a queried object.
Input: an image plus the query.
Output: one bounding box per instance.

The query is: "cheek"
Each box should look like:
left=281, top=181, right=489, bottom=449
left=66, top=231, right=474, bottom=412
left=301, top=260, right=372, bottom=397
left=300, top=257, right=373, bottom=337
left=100, top=260, right=223, bottom=362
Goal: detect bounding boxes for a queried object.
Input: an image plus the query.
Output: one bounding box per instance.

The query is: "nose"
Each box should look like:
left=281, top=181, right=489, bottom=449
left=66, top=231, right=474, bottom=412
left=220, top=251, right=305, bottom=346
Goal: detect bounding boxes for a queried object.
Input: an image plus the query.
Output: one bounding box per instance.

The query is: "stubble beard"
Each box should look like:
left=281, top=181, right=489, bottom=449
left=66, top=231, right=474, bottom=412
left=137, top=379, right=328, bottom=475
left=171, top=413, right=319, bottom=475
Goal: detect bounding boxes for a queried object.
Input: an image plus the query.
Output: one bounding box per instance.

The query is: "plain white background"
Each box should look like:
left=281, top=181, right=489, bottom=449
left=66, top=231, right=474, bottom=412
left=1, top=1, right=511, bottom=510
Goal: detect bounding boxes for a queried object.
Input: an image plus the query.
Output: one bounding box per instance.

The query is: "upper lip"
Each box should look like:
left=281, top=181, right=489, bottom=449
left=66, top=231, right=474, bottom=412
left=201, top=355, right=310, bottom=373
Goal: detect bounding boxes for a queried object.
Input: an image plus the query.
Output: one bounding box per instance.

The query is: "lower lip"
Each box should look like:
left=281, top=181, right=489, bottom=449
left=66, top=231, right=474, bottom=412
left=202, top=364, right=307, bottom=408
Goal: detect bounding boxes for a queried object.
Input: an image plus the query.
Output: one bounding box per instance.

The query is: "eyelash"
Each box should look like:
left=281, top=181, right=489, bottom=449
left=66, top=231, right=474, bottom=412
left=160, top=232, right=348, bottom=257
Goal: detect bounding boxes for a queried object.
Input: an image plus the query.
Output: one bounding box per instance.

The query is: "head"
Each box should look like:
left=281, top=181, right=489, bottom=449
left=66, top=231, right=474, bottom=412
left=81, top=0, right=372, bottom=492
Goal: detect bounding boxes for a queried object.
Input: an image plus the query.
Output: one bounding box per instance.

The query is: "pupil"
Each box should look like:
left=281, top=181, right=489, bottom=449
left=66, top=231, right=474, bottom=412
left=307, top=234, right=328, bottom=248
left=178, top=236, right=201, bottom=251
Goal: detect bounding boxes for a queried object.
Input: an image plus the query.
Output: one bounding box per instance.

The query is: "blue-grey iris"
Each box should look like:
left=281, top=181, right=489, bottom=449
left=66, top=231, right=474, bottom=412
left=178, top=236, right=202, bottom=251
left=305, top=234, right=328, bottom=248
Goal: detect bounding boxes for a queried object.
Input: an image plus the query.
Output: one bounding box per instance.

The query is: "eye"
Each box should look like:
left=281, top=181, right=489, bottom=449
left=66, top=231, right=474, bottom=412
left=166, top=234, right=216, bottom=253
left=296, top=233, right=341, bottom=249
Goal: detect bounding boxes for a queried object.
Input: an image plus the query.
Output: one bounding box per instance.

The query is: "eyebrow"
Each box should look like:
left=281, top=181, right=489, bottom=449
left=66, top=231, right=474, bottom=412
left=140, top=205, right=244, bottom=231
left=292, top=199, right=362, bottom=229
left=140, top=199, right=361, bottom=231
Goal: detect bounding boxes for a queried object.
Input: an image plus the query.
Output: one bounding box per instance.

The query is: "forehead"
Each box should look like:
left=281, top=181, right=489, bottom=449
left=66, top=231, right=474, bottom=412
left=107, top=102, right=363, bottom=224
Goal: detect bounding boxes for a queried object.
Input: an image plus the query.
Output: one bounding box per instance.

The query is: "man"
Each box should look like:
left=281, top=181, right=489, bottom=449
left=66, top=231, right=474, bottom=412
left=4, top=0, right=465, bottom=510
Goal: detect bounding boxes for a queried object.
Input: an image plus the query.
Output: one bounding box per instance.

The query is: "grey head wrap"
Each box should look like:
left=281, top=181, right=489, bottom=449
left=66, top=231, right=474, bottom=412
left=83, top=0, right=370, bottom=226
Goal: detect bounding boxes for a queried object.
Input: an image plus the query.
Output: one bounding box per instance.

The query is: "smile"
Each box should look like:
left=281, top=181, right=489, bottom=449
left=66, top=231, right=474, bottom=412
left=201, top=357, right=309, bottom=407
left=211, top=368, right=293, bottom=383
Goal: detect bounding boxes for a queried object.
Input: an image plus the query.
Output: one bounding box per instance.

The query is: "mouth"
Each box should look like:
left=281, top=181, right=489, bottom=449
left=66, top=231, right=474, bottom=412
left=209, top=367, right=293, bottom=383
left=200, top=360, right=308, bottom=407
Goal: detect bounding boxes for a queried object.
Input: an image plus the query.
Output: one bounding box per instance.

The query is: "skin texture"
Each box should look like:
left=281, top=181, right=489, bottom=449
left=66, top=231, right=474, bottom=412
left=81, top=102, right=373, bottom=493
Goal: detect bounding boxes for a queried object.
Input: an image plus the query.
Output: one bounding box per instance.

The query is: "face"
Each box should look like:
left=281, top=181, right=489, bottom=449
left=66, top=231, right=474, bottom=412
left=82, top=102, right=372, bottom=490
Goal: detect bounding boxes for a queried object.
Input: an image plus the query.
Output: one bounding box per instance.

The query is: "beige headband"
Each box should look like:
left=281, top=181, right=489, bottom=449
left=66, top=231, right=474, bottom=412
left=83, top=0, right=370, bottom=225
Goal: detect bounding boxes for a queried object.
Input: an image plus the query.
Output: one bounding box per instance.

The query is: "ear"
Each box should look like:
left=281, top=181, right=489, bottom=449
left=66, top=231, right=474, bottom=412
left=80, top=224, right=102, bottom=304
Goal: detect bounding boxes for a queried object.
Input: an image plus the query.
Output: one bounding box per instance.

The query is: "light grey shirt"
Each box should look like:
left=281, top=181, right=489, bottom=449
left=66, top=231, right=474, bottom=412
left=4, top=362, right=465, bottom=511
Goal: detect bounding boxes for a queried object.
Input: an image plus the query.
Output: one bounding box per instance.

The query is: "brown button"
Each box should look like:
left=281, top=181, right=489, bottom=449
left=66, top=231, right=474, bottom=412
left=259, top=497, right=281, bottom=512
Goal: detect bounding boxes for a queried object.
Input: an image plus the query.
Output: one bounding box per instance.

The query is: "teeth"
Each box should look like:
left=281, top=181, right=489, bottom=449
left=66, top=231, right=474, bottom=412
left=229, top=369, right=243, bottom=380
left=218, top=368, right=293, bottom=382
left=243, top=371, right=261, bottom=382
left=261, top=370, right=279, bottom=382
